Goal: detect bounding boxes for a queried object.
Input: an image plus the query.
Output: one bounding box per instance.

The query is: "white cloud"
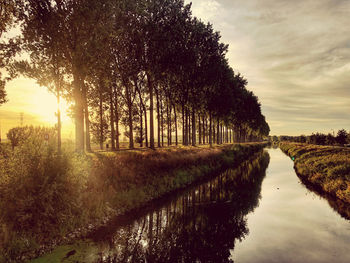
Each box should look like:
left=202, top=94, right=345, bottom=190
left=190, top=0, right=221, bottom=22
left=186, top=0, right=350, bottom=135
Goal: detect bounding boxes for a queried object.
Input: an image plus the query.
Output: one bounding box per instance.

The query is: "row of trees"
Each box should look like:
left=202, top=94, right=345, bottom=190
left=1, top=0, right=269, bottom=152
left=279, top=129, right=350, bottom=146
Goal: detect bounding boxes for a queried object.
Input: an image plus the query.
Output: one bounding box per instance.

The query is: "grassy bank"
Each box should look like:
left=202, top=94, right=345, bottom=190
left=31, top=150, right=270, bottom=263
left=280, top=142, right=350, bottom=204
left=0, top=140, right=265, bottom=262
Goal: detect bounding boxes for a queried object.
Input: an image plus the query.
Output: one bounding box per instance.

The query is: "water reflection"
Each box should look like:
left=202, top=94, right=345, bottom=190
left=233, top=148, right=350, bottom=263
left=89, top=151, right=270, bottom=263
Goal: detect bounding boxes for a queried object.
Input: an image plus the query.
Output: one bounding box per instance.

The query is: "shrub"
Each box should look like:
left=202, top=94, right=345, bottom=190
left=0, top=130, right=90, bottom=259
left=6, top=126, right=57, bottom=150
left=280, top=142, right=350, bottom=203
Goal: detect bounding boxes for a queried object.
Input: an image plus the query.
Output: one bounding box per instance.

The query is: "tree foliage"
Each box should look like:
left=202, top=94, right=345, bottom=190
left=2, top=0, right=270, bottom=150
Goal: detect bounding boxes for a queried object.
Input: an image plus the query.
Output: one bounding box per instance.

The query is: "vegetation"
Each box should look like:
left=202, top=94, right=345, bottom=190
left=0, top=0, right=15, bottom=105
left=31, top=150, right=270, bottom=263
left=280, top=142, right=350, bottom=204
left=1, top=0, right=269, bottom=152
left=0, top=0, right=270, bottom=261
left=277, top=129, right=350, bottom=146
left=0, top=128, right=266, bottom=261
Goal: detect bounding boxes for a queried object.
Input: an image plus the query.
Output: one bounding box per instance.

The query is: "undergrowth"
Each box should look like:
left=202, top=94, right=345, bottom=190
left=280, top=142, right=350, bottom=203
left=0, top=138, right=265, bottom=262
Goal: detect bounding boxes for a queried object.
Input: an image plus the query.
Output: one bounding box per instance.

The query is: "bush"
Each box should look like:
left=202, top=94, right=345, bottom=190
left=0, top=135, right=265, bottom=260
left=6, top=126, right=57, bottom=150
left=336, top=129, right=348, bottom=145
left=0, top=129, right=91, bottom=259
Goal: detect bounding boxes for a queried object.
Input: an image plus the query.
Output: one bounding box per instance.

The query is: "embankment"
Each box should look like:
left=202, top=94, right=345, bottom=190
left=280, top=142, right=350, bottom=204
left=0, top=143, right=266, bottom=262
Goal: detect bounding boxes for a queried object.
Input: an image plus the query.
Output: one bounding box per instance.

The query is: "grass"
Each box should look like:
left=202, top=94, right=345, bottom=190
left=31, top=150, right=270, bottom=263
left=30, top=241, right=98, bottom=263
left=0, top=139, right=266, bottom=262
left=280, top=142, right=350, bottom=203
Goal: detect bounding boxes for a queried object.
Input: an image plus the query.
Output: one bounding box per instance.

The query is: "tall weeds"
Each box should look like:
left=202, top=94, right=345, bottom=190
left=0, top=139, right=265, bottom=261
left=280, top=142, right=350, bottom=203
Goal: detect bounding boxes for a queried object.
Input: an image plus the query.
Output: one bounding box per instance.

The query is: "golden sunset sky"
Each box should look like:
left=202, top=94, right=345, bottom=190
left=0, top=76, right=74, bottom=140
left=1, top=0, right=350, bottom=139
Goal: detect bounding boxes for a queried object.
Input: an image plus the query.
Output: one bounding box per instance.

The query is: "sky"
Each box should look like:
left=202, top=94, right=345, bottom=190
left=0, top=0, right=349, bottom=138
left=0, top=76, right=74, bottom=140
left=186, top=0, right=350, bottom=135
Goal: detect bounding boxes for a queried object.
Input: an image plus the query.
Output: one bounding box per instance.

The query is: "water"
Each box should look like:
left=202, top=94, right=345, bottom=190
left=34, top=148, right=350, bottom=262
left=232, top=148, right=350, bottom=263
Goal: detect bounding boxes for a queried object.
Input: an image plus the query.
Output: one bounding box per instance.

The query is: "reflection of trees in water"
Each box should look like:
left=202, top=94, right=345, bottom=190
left=94, top=152, right=270, bottom=263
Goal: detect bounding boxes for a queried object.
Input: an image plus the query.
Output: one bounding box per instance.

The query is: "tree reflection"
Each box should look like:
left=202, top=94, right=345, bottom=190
left=91, top=152, right=270, bottom=263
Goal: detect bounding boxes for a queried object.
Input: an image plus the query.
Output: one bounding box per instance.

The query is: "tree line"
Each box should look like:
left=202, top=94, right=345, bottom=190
left=278, top=129, right=350, bottom=146
left=1, top=0, right=270, bottom=152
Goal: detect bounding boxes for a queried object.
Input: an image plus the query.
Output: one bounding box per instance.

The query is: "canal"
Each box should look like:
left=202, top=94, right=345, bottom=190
left=233, top=148, right=350, bottom=263
left=33, top=148, right=350, bottom=262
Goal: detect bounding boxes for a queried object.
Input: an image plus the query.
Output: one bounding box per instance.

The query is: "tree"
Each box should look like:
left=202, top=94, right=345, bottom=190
left=0, top=0, right=16, bottom=105
left=4, top=0, right=269, bottom=152
left=7, top=127, right=26, bottom=150
left=325, top=133, right=335, bottom=145
left=336, top=129, right=348, bottom=145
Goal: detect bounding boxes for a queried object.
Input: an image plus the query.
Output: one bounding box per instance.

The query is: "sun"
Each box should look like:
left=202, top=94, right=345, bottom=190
left=30, top=85, right=75, bottom=139
left=31, top=87, right=71, bottom=125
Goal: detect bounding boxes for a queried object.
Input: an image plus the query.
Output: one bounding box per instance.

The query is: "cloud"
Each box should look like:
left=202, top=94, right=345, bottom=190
left=190, top=0, right=221, bottom=22
left=186, top=0, right=350, bottom=135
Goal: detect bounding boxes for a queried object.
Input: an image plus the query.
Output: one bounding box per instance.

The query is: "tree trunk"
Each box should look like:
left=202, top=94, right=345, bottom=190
left=213, top=118, right=216, bottom=144
left=206, top=117, right=209, bottom=144
left=99, top=90, right=103, bottom=150
left=217, top=120, right=220, bottom=145
left=203, top=115, right=205, bottom=144
left=140, top=104, right=143, bottom=147
left=198, top=113, right=201, bottom=145
left=182, top=104, right=186, bottom=145
left=144, top=105, right=148, bottom=148
left=161, top=96, right=164, bottom=147
left=223, top=126, right=226, bottom=143
left=56, top=86, right=62, bottom=154
left=220, top=123, right=222, bottom=144
left=223, top=126, right=225, bottom=143
left=125, top=82, right=134, bottom=149
left=73, top=72, right=85, bottom=152
left=220, top=125, right=225, bottom=144
left=137, top=86, right=147, bottom=148
left=109, top=89, right=116, bottom=150
left=227, top=127, right=229, bottom=143
left=187, top=109, right=191, bottom=145
left=156, top=89, right=161, bottom=148
left=147, top=74, right=155, bottom=149
left=114, top=85, right=120, bottom=150
left=174, top=104, right=178, bottom=146
left=192, top=109, right=196, bottom=146
left=166, top=97, right=170, bottom=146
left=82, top=86, right=91, bottom=152
left=209, top=113, right=212, bottom=147
left=169, top=99, right=172, bottom=145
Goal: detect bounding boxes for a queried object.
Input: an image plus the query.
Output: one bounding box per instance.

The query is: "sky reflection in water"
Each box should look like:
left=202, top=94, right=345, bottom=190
left=232, top=148, right=350, bottom=263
